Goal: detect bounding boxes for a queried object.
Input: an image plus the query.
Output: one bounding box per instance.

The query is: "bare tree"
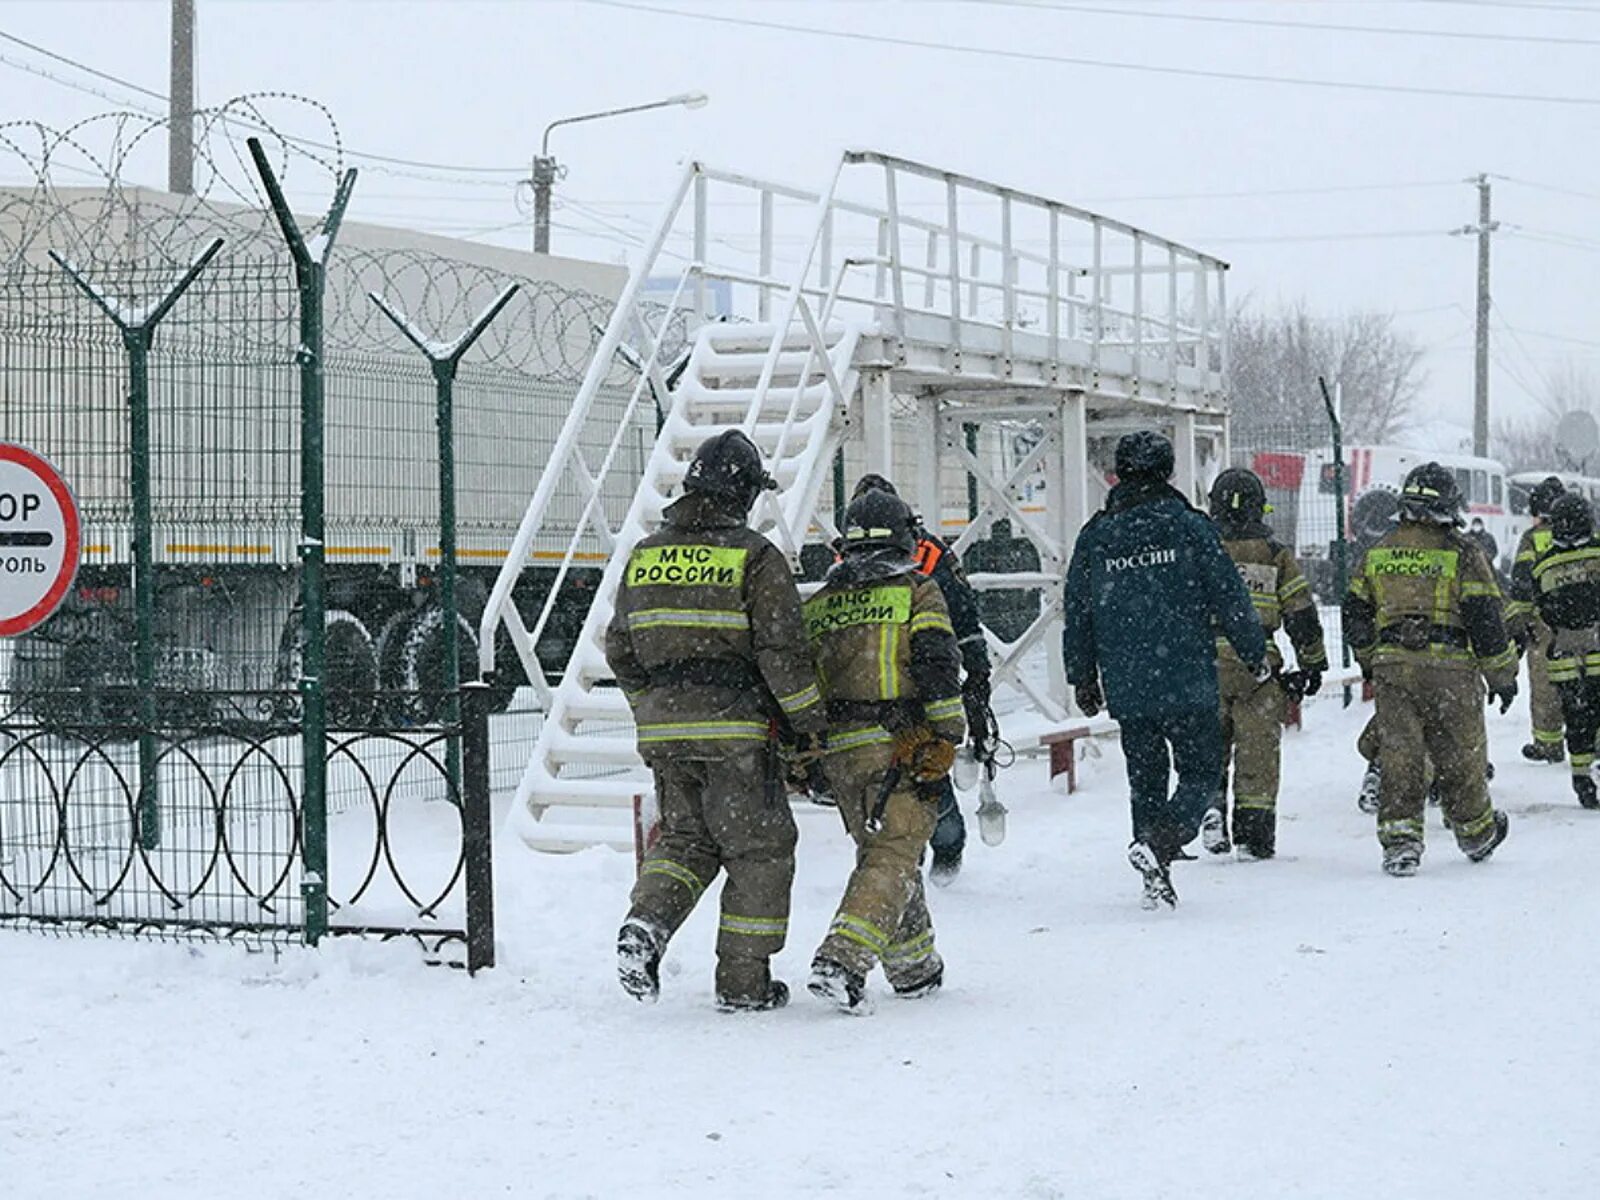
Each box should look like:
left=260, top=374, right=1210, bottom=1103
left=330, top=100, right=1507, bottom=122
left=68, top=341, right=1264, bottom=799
left=1492, top=360, right=1600, bottom=473
left=1228, top=303, right=1427, bottom=447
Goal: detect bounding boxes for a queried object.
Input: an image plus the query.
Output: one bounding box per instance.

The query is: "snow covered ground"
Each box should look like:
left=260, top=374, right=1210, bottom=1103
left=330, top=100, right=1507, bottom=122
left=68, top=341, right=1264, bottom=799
left=8, top=689, right=1600, bottom=1199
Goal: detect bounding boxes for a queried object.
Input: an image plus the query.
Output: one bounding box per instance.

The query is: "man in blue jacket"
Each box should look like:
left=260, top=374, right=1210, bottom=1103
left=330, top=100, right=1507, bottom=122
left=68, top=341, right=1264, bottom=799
left=1063, top=431, right=1267, bottom=909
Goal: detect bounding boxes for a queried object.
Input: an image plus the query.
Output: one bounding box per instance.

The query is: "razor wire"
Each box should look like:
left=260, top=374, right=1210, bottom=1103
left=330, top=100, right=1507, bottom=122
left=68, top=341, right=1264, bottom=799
left=0, top=97, right=690, bottom=382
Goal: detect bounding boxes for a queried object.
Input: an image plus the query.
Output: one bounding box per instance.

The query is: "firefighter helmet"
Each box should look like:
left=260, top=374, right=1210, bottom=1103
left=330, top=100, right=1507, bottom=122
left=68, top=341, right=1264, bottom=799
left=841, top=488, right=917, bottom=556
left=683, top=430, right=776, bottom=513
left=1208, top=468, right=1269, bottom=527
left=1550, top=493, right=1593, bottom=548
left=1114, top=430, right=1175, bottom=482
left=1398, top=462, right=1464, bottom=526
left=1529, top=475, right=1568, bottom=520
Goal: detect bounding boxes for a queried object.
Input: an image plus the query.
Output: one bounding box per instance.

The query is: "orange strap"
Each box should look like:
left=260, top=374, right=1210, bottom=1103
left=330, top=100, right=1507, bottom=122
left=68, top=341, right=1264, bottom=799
left=913, top=539, right=942, bottom=577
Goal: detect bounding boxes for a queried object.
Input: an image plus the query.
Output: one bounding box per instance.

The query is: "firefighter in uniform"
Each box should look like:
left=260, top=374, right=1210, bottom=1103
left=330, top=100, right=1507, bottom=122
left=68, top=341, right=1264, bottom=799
left=1528, top=493, right=1600, bottom=809
left=1509, top=476, right=1570, bottom=763
left=1343, top=462, right=1515, bottom=877
left=850, top=473, right=991, bottom=885
left=1202, top=469, right=1328, bottom=860
left=805, top=489, right=965, bottom=1013
left=606, top=430, right=827, bottom=1012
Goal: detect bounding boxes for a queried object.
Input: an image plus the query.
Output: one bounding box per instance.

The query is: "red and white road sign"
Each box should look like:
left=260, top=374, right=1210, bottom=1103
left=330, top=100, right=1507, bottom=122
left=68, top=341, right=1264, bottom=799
left=0, top=442, right=81, bottom=637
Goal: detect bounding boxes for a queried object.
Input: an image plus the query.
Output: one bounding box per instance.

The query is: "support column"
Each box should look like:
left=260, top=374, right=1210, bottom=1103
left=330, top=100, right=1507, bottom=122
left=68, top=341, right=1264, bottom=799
left=913, top=393, right=942, bottom=527
left=1050, top=392, right=1090, bottom=714
left=860, top=368, right=894, bottom=478
left=1172, top=410, right=1197, bottom=506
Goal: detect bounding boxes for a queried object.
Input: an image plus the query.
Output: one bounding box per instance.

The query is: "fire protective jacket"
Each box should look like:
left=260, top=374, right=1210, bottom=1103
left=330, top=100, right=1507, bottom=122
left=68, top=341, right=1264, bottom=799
left=1343, top=521, right=1517, bottom=686
left=605, top=492, right=826, bottom=758
left=1216, top=525, right=1328, bottom=673
left=1529, top=535, right=1600, bottom=682
left=1507, top=524, right=1555, bottom=636
left=803, top=567, right=966, bottom=755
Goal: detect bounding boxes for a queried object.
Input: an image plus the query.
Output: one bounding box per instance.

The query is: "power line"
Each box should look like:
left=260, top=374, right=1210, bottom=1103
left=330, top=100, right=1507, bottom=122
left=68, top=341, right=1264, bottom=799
left=976, top=1, right=1600, bottom=46
left=590, top=0, right=1600, bottom=106
left=1500, top=175, right=1600, bottom=204
left=0, top=28, right=524, bottom=180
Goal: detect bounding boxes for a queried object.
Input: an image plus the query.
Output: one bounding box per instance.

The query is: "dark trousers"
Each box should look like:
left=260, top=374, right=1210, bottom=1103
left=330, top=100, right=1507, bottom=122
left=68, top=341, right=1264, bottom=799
left=929, top=778, right=965, bottom=856
left=1119, top=708, right=1224, bottom=860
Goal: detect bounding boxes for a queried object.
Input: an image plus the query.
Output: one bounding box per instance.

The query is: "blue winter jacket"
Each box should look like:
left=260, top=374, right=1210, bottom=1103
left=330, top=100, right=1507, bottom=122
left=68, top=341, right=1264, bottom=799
left=1063, top=481, right=1265, bottom=718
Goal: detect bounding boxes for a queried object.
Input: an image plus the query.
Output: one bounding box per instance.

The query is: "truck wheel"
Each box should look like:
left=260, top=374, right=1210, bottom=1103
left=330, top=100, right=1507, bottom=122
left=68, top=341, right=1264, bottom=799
left=324, top=609, right=379, bottom=727
left=276, top=608, right=379, bottom=728
left=398, top=605, right=480, bottom=724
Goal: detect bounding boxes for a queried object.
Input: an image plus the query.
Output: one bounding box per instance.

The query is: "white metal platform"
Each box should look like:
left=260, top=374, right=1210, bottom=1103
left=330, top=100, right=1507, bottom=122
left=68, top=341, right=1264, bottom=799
left=479, top=150, right=1230, bottom=849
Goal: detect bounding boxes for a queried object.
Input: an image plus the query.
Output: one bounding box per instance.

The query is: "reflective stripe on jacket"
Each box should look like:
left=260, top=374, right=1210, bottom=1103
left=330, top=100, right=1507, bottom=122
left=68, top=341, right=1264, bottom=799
left=805, top=569, right=966, bottom=748
left=605, top=492, right=825, bottom=757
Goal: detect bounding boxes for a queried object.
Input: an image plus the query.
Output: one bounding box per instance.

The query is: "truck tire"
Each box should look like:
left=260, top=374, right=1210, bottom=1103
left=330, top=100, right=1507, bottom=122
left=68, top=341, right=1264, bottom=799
left=397, top=605, right=479, bottom=723
left=276, top=608, right=379, bottom=728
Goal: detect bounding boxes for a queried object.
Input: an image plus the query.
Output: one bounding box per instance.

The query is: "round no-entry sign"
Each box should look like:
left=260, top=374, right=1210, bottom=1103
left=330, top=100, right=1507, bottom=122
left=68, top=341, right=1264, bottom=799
left=0, top=442, right=81, bottom=637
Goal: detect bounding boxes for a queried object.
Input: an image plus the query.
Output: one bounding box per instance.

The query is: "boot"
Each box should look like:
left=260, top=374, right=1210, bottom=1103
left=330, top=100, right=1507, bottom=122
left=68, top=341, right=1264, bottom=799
left=1464, top=810, right=1511, bottom=863
left=716, top=980, right=790, bottom=1014
left=617, top=918, right=664, bottom=1003
left=1128, top=841, right=1177, bottom=910
left=929, top=844, right=963, bottom=887
left=1522, top=741, right=1565, bottom=764
left=1358, top=763, right=1381, bottom=814
left=1382, top=841, right=1422, bottom=878
left=808, top=956, right=872, bottom=1015
left=1200, top=807, right=1232, bottom=855
left=1577, top=776, right=1600, bottom=811
left=1232, top=807, right=1276, bottom=861
left=891, top=961, right=944, bottom=1000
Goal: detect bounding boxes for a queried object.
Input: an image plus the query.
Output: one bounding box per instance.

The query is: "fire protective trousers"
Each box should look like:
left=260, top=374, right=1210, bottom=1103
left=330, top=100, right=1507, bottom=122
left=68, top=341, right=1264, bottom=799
left=628, top=746, right=797, bottom=1003
left=814, top=744, right=943, bottom=991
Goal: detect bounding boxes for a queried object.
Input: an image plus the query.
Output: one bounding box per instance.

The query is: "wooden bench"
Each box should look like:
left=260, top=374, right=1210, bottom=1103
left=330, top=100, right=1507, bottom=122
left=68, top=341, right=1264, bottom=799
left=1039, top=725, right=1095, bottom=793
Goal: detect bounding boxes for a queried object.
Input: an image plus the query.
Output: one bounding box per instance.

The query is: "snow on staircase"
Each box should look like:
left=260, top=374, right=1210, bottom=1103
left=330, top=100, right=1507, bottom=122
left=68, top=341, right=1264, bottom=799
left=508, top=318, right=863, bottom=850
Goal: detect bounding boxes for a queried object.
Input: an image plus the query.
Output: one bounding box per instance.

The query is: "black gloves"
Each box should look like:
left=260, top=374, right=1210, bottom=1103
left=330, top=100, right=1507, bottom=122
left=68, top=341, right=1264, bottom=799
left=1486, top=678, right=1518, bottom=714
left=1074, top=678, right=1103, bottom=718
left=1280, top=669, right=1323, bottom=701
left=1511, top=626, right=1534, bottom=656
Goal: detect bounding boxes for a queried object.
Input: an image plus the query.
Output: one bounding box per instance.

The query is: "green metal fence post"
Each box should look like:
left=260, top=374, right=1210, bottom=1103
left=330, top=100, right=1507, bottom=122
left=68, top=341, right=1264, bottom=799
left=249, top=138, right=356, bottom=946
left=369, top=285, right=519, bottom=785
left=1318, top=376, right=1352, bottom=707
left=461, top=679, right=496, bottom=972
left=48, top=239, right=224, bottom=852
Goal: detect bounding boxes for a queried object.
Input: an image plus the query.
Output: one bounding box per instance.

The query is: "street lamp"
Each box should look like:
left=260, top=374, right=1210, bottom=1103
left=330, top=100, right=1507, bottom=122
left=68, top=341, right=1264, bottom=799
left=530, top=91, right=709, bottom=254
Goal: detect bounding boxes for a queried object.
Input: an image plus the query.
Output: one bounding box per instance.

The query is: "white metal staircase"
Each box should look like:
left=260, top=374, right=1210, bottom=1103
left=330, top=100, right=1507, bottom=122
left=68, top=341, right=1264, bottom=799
left=481, top=151, right=1232, bottom=850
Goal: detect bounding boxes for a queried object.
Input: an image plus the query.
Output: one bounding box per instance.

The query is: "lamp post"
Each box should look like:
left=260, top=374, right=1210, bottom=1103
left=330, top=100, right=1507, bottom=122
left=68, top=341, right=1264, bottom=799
left=531, top=91, right=708, bottom=255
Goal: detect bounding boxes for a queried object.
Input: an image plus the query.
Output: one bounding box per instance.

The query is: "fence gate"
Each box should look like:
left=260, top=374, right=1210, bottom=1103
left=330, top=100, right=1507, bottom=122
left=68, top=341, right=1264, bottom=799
left=0, top=117, right=519, bottom=971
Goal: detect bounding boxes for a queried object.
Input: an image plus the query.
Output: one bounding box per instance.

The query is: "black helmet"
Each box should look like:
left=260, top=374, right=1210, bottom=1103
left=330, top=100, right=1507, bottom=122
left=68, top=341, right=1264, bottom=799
left=1398, top=462, right=1464, bottom=526
left=841, top=488, right=917, bottom=556
left=1209, top=468, right=1268, bottom=528
left=683, top=430, right=776, bottom=513
left=1115, top=430, right=1175, bottom=482
left=1351, top=487, right=1400, bottom=545
left=851, top=473, right=898, bottom=501
left=1530, top=475, right=1567, bottom=520
left=1550, top=493, right=1593, bottom=547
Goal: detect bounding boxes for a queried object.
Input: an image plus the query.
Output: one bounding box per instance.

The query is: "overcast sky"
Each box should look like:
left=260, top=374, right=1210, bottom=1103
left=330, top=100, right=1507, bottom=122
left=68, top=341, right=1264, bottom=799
left=4, top=0, right=1598, bottom=443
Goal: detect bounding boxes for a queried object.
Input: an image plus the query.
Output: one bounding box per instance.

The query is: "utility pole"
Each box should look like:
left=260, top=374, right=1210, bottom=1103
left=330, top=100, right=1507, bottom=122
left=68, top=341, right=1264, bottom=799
left=1455, top=174, right=1499, bottom=457
left=168, top=0, right=195, bottom=195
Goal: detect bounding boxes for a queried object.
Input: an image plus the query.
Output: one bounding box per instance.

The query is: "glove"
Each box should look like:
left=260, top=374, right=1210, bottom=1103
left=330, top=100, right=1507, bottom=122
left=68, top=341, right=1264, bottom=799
left=1074, top=679, right=1103, bottom=718
left=1279, top=669, right=1323, bottom=701
left=782, top=732, right=828, bottom=793
left=1511, top=626, right=1534, bottom=656
left=891, top=726, right=957, bottom=783
left=1251, top=660, right=1273, bottom=685
left=1486, top=677, right=1518, bottom=714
